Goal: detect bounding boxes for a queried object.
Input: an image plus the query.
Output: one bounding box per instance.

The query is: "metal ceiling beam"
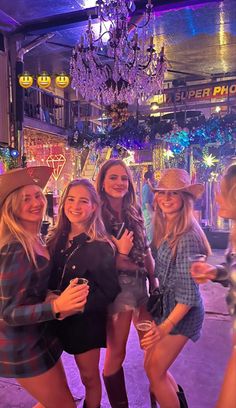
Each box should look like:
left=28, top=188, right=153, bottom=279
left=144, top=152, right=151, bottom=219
left=12, top=7, right=98, bottom=35
left=11, top=0, right=222, bottom=36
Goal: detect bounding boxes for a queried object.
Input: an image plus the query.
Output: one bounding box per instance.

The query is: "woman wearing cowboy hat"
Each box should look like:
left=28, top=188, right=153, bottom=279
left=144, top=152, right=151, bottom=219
left=0, top=166, right=89, bottom=408
left=141, top=168, right=211, bottom=408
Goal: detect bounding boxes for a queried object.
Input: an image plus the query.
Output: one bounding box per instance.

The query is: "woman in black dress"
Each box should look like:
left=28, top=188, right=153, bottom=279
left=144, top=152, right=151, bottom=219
left=47, top=178, right=120, bottom=408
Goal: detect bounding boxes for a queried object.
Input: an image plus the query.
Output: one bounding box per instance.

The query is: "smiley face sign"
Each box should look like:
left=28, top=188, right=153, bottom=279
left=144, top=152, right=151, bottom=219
left=19, top=71, right=34, bottom=88
left=37, top=71, right=51, bottom=89
left=55, top=72, right=70, bottom=88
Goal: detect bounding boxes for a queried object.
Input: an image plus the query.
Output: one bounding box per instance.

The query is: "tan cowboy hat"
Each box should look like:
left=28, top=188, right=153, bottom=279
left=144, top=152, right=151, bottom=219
left=154, top=168, right=204, bottom=199
left=0, top=166, right=53, bottom=206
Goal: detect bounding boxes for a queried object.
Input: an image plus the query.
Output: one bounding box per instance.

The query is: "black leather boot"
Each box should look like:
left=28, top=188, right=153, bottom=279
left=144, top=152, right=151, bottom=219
left=149, top=391, right=157, bottom=408
left=82, top=401, right=101, bottom=408
left=177, top=384, right=188, bottom=408
left=103, top=367, right=129, bottom=407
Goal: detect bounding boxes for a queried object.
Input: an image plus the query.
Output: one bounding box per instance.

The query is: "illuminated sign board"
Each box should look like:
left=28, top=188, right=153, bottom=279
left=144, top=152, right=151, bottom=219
left=154, top=81, right=236, bottom=106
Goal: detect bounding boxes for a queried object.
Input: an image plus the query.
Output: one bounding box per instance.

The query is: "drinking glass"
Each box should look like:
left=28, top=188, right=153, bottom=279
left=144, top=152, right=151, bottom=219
left=189, top=254, right=207, bottom=264
left=77, top=278, right=89, bottom=312
left=135, top=320, right=152, bottom=350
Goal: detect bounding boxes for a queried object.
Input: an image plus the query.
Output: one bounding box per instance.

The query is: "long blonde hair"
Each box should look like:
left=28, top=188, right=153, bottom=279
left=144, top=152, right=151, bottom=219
left=221, top=164, right=236, bottom=248
left=153, top=191, right=211, bottom=256
left=47, top=178, right=113, bottom=253
left=0, top=186, right=46, bottom=267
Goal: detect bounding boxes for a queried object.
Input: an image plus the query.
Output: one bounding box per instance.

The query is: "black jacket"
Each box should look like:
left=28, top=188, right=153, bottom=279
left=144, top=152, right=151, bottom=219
left=48, top=233, right=121, bottom=354
left=49, top=232, right=121, bottom=312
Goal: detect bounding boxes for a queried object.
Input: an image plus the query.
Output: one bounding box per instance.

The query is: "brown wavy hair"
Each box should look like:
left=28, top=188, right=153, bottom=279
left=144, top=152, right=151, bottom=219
left=47, top=178, right=113, bottom=254
left=96, top=159, right=147, bottom=265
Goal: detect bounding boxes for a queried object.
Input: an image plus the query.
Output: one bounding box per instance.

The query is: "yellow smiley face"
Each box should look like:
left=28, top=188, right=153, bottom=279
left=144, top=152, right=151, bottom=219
left=37, top=72, right=51, bottom=89
left=55, top=73, right=70, bottom=88
left=19, top=72, right=34, bottom=88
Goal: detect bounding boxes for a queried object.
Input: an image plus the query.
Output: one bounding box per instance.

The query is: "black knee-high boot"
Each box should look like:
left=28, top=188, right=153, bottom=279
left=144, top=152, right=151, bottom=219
left=103, top=367, right=129, bottom=408
left=149, top=391, right=157, bottom=408
left=82, top=401, right=101, bottom=408
left=177, top=385, right=188, bottom=408
left=148, top=385, right=187, bottom=408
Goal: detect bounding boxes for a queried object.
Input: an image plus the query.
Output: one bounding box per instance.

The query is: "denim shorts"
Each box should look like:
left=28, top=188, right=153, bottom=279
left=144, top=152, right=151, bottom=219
left=108, top=272, right=149, bottom=314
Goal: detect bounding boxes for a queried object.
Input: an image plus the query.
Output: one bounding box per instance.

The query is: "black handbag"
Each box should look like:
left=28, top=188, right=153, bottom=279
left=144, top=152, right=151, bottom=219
left=147, top=288, right=164, bottom=319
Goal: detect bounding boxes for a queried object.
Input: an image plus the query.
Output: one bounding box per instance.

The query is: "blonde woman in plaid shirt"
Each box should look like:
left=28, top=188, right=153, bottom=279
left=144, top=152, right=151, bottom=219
left=141, top=168, right=211, bottom=408
left=0, top=166, right=88, bottom=408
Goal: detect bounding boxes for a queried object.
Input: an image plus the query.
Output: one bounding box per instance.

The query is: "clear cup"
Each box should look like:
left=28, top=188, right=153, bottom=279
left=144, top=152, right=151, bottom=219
left=136, top=320, right=152, bottom=343
left=77, top=278, right=89, bottom=312
left=189, top=254, right=207, bottom=264
left=77, top=278, right=89, bottom=285
left=189, top=254, right=207, bottom=280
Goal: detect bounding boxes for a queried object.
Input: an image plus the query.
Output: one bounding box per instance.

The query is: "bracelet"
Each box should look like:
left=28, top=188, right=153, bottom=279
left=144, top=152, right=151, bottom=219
left=166, top=317, right=176, bottom=327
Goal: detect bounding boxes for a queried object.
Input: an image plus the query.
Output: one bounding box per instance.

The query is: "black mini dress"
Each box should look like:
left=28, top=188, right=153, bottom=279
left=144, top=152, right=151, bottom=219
left=49, top=233, right=120, bottom=354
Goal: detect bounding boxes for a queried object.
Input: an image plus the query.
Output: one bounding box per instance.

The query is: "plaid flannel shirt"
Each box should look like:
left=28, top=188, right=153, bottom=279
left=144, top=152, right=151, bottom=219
left=155, top=230, right=207, bottom=342
left=0, top=242, right=62, bottom=378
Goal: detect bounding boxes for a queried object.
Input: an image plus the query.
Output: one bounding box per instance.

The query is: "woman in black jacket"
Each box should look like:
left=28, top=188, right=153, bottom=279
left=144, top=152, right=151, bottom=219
left=47, top=178, right=120, bottom=408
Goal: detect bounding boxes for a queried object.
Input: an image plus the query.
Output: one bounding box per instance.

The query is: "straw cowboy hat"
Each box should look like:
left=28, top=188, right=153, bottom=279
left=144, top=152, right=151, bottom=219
left=0, top=166, right=53, bottom=206
left=154, top=168, right=204, bottom=199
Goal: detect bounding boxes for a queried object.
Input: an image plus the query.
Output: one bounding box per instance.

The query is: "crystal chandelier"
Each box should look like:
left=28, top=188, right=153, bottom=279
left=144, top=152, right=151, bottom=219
left=70, top=0, right=167, bottom=106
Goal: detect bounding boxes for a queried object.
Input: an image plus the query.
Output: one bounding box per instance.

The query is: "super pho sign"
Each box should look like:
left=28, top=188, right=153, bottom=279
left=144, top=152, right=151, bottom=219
left=155, top=81, right=236, bottom=105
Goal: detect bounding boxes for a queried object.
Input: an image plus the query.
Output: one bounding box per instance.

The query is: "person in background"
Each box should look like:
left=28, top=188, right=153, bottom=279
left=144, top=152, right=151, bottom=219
left=142, top=170, right=155, bottom=245
left=141, top=168, right=211, bottom=408
left=96, top=158, right=157, bottom=408
left=47, top=178, right=120, bottom=408
left=0, top=166, right=88, bottom=408
left=191, top=164, right=236, bottom=408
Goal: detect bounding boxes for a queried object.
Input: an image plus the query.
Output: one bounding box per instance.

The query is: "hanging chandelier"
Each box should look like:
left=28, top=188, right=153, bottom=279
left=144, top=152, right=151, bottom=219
left=70, top=0, right=167, bottom=106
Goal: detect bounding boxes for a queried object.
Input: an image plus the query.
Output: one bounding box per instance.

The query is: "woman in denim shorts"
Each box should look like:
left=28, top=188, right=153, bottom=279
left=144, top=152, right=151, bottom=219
left=96, top=159, right=157, bottom=407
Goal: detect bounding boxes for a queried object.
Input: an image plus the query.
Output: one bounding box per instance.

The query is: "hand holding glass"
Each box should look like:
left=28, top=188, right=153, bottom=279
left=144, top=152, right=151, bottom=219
left=136, top=320, right=152, bottom=341
left=54, top=280, right=89, bottom=317
left=189, top=254, right=216, bottom=284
